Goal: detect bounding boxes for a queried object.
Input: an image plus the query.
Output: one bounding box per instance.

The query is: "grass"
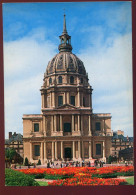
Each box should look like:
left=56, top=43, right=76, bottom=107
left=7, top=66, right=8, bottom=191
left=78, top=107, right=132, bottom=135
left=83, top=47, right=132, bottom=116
left=37, top=181, right=48, bottom=186
left=125, top=176, right=134, bottom=185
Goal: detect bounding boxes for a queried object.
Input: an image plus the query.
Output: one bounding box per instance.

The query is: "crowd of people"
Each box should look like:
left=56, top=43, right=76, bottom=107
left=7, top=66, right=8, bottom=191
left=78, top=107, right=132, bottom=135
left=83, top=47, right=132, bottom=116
left=46, top=159, right=105, bottom=168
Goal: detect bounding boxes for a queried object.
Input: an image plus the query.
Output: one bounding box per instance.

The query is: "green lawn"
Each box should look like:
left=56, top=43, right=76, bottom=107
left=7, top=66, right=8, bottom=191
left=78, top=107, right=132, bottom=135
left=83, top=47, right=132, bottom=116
left=37, top=181, right=48, bottom=186
left=125, top=176, right=134, bottom=185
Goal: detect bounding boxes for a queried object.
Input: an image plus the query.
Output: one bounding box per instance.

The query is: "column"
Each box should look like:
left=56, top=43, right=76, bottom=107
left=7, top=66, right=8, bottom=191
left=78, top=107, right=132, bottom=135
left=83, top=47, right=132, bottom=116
left=61, top=141, right=63, bottom=160
left=103, top=141, right=105, bottom=158
left=81, top=93, right=83, bottom=106
left=41, top=142, right=44, bottom=164
left=67, top=92, right=69, bottom=104
left=41, top=94, right=44, bottom=108
left=78, top=89, right=80, bottom=107
left=81, top=115, right=83, bottom=135
left=60, top=115, right=63, bottom=131
left=64, top=92, right=66, bottom=104
left=89, top=141, right=92, bottom=159
left=90, top=92, right=92, bottom=108
left=50, top=92, right=52, bottom=107
left=43, top=116, right=46, bottom=136
left=73, top=141, right=75, bottom=160
left=51, top=115, right=54, bottom=132
left=82, top=141, right=84, bottom=159
left=78, top=115, right=80, bottom=131
left=78, top=141, right=81, bottom=159
left=44, top=142, right=47, bottom=163
left=88, top=93, right=91, bottom=107
left=88, top=115, right=92, bottom=136
left=55, top=141, right=57, bottom=160
left=30, top=142, right=32, bottom=162
left=54, top=115, right=57, bottom=132
left=103, top=119, right=106, bottom=135
left=72, top=115, right=75, bottom=132
left=52, top=142, right=54, bottom=161
left=52, top=92, right=55, bottom=108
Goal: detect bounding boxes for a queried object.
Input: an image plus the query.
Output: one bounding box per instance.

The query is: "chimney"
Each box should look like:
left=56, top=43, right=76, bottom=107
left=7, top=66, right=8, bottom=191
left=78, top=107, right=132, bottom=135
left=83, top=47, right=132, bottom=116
left=9, top=132, right=12, bottom=139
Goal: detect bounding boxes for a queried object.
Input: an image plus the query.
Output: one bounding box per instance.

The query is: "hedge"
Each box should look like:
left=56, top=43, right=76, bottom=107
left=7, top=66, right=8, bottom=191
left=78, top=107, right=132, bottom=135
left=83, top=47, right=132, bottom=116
left=5, top=169, right=40, bottom=186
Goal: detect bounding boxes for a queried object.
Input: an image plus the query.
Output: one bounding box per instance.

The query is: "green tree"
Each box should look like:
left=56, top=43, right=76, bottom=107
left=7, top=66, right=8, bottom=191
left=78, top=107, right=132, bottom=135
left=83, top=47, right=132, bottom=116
left=108, top=155, right=112, bottom=164
left=5, top=148, right=16, bottom=163
left=24, top=157, right=29, bottom=166
left=37, top=159, right=41, bottom=165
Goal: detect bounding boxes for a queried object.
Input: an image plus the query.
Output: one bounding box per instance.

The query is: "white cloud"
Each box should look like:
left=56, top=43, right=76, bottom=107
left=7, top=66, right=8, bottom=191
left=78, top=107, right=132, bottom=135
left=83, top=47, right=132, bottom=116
left=4, top=29, right=57, bottom=138
left=78, top=33, right=133, bottom=136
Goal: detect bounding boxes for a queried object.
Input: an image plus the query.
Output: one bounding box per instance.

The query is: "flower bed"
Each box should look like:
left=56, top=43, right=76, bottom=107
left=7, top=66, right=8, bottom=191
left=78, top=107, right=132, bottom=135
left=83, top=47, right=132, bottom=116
left=16, top=166, right=134, bottom=186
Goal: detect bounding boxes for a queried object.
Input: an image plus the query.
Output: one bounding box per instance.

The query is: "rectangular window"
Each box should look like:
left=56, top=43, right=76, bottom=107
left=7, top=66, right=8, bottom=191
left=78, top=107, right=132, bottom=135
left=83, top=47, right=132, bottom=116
left=70, top=96, right=75, bottom=106
left=34, top=123, right=39, bottom=132
left=95, top=122, right=101, bottom=131
left=58, top=96, right=63, bottom=106
left=34, top=145, right=40, bottom=156
left=96, top=144, right=101, bottom=155
left=64, top=123, right=71, bottom=132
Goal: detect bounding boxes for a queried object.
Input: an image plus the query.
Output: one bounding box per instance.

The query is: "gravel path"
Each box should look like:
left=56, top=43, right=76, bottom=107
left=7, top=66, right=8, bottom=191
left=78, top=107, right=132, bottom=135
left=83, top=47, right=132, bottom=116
left=35, top=178, right=57, bottom=183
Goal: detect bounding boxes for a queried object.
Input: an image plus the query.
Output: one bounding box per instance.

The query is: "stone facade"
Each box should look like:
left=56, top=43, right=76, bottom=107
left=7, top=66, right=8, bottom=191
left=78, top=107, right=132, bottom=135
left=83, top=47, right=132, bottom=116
left=5, top=132, right=23, bottom=158
left=111, top=130, right=133, bottom=158
left=23, top=15, right=112, bottom=164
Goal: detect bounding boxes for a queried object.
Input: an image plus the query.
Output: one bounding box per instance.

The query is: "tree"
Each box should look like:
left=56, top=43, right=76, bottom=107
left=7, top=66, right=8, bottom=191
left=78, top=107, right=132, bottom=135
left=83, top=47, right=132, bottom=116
left=24, top=157, right=29, bottom=166
left=37, top=159, right=41, bottom=165
left=108, top=155, right=112, bottom=164
left=5, top=148, right=16, bottom=163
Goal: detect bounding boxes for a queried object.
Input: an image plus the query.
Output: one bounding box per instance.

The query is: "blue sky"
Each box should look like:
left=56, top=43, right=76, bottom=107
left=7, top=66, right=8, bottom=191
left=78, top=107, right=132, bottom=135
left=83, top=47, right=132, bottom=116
left=3, top=2, right=133, bottom=138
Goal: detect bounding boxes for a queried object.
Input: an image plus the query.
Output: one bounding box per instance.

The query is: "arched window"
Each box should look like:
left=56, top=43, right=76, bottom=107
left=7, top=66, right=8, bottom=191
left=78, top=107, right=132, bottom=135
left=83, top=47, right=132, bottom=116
left=70, top=76, right=74, bottom=84
left=49, top=78, right=52, bottom=84
left=58, top=76, right=62, bottom=84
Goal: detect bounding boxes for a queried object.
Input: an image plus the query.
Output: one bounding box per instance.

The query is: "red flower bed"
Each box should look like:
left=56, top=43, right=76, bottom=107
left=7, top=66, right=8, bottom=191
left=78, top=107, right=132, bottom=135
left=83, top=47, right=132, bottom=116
left=48, top=177, right=126, bottom=186
left=16, top=166, right=133, bottom=186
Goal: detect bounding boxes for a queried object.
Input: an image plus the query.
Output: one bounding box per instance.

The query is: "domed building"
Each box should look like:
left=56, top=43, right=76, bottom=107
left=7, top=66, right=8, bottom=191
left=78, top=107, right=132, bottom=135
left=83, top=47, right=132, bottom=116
left=23, top=15, right=112, bottom=164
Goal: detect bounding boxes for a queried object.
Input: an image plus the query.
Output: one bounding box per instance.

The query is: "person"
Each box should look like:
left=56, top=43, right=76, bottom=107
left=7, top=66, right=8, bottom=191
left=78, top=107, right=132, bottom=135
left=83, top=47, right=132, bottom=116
left=33, top=163, right=36, bottom=168
left=61, top=163, right=63, bottom=168
left=76, top=161, right=78, bottom=167
left=88, top=161, right=91, bottom=167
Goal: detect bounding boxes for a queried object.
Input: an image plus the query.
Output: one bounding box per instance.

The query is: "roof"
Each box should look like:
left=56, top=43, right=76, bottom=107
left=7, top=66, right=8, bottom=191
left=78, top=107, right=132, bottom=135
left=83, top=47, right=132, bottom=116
left=5, top=133, right=23, bottom=144
left=112, top=134, right=133, bottom=142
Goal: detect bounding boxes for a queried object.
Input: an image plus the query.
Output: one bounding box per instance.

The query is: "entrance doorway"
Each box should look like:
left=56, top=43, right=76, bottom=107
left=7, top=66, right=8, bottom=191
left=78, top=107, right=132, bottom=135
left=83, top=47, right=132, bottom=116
left=64, top=147, right=72, bottom=159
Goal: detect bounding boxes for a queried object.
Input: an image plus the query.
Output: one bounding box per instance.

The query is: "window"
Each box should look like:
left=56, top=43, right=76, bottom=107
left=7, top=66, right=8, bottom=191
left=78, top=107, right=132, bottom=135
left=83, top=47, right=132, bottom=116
left=58, top=96, right=63, bottom=106
left=34, top=123, right=39, bottom=132
left=49, top=78, right=52, bottom=84
left=95, top=122, right=101, bottom=131
left=70, top=76, right=74, bottom=84
left=58, top=76, right=62, bottom=84
left=70, top=96, right=75, bottom=106
left=64, top=123, right=71, bottom=132
left=81, top=78, right=83, bottom=84
left=96, top=144, right=101, bottom=155
left=34, top=145, right=40, bottom=156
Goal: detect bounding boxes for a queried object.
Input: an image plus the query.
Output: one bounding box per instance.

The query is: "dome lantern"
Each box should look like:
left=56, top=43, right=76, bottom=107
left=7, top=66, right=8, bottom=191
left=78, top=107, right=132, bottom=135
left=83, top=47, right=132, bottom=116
left=58, top=14, right=72, bottom=52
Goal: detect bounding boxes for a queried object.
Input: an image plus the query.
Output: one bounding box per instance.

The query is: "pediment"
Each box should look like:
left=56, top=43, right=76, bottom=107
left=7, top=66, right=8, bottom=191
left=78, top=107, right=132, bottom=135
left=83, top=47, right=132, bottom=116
left=57, top=104, right=78, bottom=110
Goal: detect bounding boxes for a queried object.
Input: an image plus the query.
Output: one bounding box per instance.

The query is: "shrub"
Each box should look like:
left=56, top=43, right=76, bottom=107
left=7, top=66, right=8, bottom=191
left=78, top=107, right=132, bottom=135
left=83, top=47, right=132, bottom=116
left=37, top=159, right=41, bottom=165
left=5, top=169, right=39, bottom=186
left=24, top=157, right=29, bottom=166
